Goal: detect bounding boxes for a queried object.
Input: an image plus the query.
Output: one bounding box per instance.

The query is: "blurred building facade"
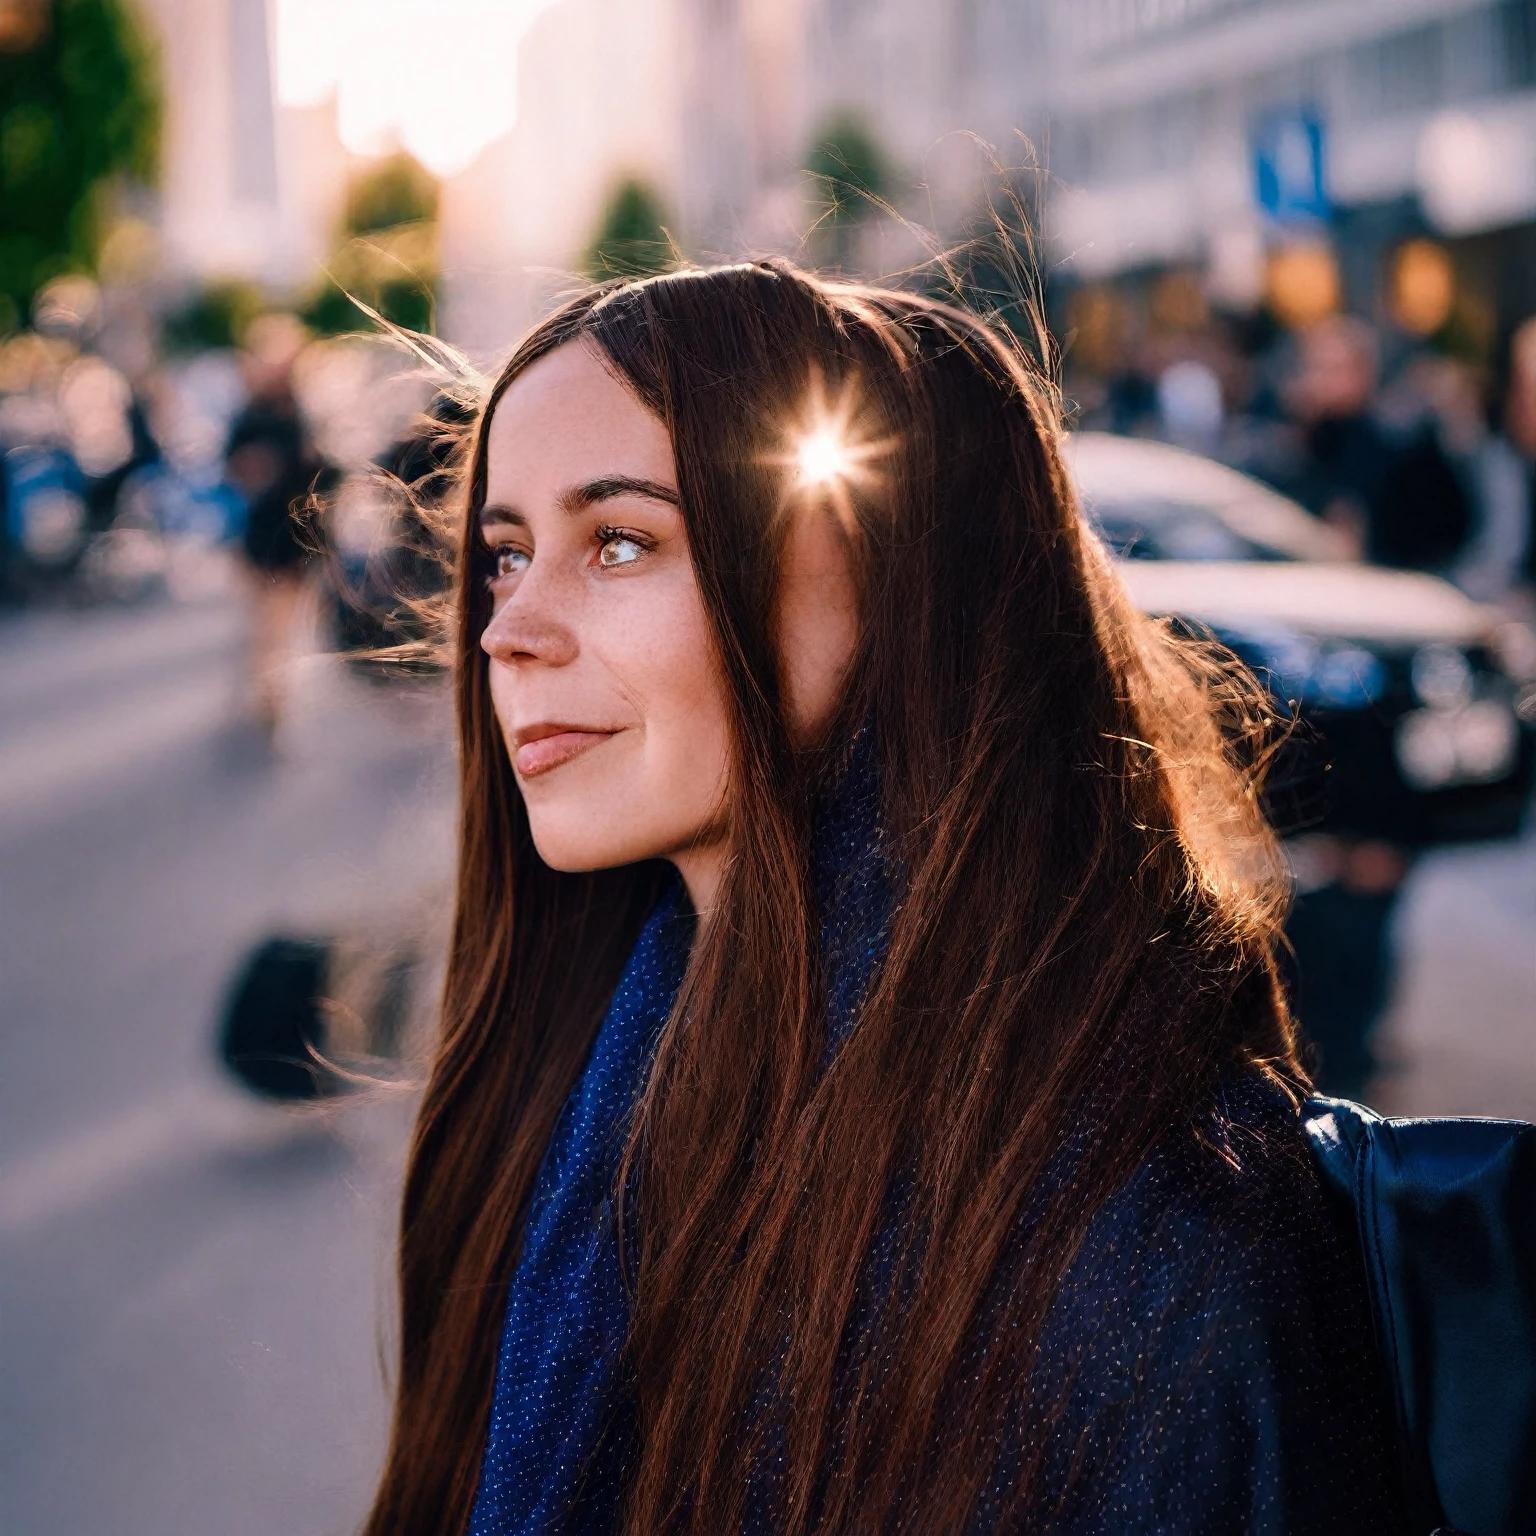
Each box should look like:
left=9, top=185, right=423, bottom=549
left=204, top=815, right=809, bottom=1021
left=1036, top=0, right=1536, bottom=327
left=433, top=0, right=1536, bottom=358
left=105, top=0, right=1536, bottom=368
left=436, top=0, right=688, bottom=357
left=434, top=0, right=1017, bottom=354
left=134, top=0, right=350, bottom=289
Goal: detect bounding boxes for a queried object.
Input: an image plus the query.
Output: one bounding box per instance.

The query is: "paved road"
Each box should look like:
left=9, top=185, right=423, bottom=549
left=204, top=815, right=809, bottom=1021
left=2, top=583, right=455, bottom=1536
left=1372, top=825, right=1536, bottom=1121
left=2, top=587, right=1532, bottom=1534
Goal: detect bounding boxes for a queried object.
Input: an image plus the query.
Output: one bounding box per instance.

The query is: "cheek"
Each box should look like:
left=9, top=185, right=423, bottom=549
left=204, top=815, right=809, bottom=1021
left=601, top=573, right=733, bottom=819
left=508, top=569, right=735, bottom=874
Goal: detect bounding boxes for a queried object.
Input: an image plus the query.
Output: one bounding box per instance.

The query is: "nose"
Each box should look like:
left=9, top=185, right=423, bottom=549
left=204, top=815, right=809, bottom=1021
left=481, top=578, right=580, bottom=667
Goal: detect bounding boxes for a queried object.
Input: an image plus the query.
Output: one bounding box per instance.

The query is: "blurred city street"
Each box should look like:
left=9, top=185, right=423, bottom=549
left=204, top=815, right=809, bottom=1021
left=1374, top=823, right=1536, bottom=1121
left=2, top=584, right=1533, bottom=1536
left=5, top=0, right=1536, bottom=1528
left=0, top=582, right=454, bottom=1535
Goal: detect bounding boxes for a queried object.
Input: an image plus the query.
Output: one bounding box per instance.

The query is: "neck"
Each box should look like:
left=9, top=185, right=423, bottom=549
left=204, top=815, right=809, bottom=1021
left=669, top=839, right=728, bottom=921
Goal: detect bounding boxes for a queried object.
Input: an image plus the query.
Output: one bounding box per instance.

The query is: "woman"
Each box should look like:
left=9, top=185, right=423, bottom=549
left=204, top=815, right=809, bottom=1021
left=366, top=262, right=1406, bottom=1534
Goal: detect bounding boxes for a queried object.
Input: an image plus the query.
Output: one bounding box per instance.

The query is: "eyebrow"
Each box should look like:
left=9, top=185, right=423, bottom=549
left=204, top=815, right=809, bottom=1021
left=478, top=474, right=681, bottom=528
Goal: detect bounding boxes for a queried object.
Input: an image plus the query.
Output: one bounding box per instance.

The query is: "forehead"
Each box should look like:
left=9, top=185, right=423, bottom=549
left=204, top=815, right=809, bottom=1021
left=485, top=340, right=675, bottom=494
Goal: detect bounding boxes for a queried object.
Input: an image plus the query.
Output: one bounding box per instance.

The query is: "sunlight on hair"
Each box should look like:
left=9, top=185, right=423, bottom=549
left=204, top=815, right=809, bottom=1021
left=772, top=368, right=896, bottom=538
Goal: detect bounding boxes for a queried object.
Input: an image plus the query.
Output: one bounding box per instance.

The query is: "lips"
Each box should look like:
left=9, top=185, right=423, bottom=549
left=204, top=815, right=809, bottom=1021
left=513, top=724, right=617, bottom=778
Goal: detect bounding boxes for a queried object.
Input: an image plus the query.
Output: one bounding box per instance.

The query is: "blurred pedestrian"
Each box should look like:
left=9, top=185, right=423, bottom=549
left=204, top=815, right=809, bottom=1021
left=224, top=314, right=335, bottom=737
left=1285, top=315, right=1472, bottom=571
left=1154, top=356, right=1224, bottom=451
left=1269, top=320, right=1415, bottom=1097
left=364, top=265, right=1405, bottom=1535
left=1403, top=351, right=1532, bottom=603
left=1281, top=833, right=1411, bottom=1101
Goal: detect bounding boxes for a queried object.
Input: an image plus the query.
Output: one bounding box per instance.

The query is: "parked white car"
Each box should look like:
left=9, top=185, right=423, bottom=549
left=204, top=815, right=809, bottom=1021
left=1065, top=432, right=1536, bottom=845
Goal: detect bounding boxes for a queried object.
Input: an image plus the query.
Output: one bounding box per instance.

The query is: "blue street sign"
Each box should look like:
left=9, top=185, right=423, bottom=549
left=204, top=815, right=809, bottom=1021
left=1253, top=110, right=1329, bottom=224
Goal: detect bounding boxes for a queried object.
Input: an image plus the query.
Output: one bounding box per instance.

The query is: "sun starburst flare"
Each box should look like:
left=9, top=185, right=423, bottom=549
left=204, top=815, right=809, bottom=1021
left=796, top=426, right=853, bottom=488
left=768, top=370, right=897, bottom=539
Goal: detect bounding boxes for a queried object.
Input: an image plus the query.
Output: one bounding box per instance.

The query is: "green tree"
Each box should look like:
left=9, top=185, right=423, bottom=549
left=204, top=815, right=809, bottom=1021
left=303, top=151, right=440, bottom=336
left=161, top=277, right=265, bottom=354
left=343, top=150, right=439, bottom=236
left=804, top=112, right=890, bottom=271
left=584, top=179, right=675, bottom=281
left=0, top=0, right=161, bottom=332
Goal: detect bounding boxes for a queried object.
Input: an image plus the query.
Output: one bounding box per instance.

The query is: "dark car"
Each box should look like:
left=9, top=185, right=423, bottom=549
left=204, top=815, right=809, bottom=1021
left=1064, top=431, right=1536, bottom=847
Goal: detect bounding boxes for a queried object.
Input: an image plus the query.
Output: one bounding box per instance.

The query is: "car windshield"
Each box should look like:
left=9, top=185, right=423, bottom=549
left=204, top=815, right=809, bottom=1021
left=1089, top=497, right=1292, bottom=562
left=1064, top=433, right=1348, bottom=564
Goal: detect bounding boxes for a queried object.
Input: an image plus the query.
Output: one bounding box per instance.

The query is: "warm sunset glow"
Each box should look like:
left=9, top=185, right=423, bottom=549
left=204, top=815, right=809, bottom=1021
left=274, top=0, right=558, bottom=176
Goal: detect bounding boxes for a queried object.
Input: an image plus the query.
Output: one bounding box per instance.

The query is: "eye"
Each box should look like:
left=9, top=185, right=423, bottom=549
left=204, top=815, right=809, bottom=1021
left=492, top=544, right=530, bottom=579
left=596, top=527, right=648, bottom=568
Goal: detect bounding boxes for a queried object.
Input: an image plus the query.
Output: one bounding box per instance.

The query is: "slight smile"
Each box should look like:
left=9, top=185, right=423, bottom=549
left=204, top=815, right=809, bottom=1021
left=513, top=724, right=618, bottom=778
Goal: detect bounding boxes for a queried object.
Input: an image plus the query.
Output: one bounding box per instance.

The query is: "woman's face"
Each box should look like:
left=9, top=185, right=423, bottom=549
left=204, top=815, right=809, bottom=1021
left=479, top=340, right=857, bottom=909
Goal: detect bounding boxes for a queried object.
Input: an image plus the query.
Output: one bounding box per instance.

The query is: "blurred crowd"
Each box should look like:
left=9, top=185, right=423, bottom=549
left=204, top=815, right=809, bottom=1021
left=9, top=243, right=1533, bottom=621
left=0, top=271, right=435, bottom=728
left=1, top=275, right=240, bottom=601
left=1063, top=251, right=1536, bottom=611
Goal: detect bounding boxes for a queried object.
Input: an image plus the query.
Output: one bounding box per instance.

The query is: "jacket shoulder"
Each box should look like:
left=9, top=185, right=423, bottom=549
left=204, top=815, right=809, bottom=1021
left=1018, top=1072, right=1409, bottom=1533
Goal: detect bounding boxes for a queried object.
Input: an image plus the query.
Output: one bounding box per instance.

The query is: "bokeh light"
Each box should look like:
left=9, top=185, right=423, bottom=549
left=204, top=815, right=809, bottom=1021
left=1389, top=239, right=1456, bottom=338
left=1265, top=242, right=1341, bottom=330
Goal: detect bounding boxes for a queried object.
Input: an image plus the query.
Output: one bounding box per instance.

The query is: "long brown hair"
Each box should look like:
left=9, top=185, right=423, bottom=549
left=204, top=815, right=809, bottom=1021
left=364, top=260, right=1298, bottom=1535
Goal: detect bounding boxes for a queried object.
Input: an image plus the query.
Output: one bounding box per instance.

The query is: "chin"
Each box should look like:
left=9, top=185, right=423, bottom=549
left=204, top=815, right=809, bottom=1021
left=524, top=811, right=659, bottom=875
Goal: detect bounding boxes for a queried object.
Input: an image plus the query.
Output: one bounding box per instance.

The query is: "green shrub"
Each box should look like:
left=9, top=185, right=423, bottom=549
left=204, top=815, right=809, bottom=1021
left=585, top=179, right=675, bottom=281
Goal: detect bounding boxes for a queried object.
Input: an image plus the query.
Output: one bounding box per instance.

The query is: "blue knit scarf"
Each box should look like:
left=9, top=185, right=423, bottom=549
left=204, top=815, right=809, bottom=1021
left=468, top=743, right=891, bottom=1535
